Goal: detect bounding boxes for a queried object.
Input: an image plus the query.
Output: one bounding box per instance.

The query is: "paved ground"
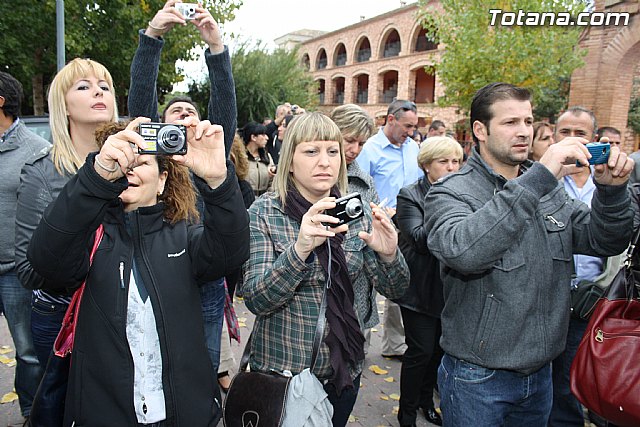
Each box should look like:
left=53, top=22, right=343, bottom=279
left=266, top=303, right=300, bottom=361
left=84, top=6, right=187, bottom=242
left=0, top=295, right=440, bottom=427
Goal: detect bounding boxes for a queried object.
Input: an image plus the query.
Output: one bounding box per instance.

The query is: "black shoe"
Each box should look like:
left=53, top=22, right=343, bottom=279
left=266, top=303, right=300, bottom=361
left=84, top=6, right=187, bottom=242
left=422, top=407, right=443, bottom=426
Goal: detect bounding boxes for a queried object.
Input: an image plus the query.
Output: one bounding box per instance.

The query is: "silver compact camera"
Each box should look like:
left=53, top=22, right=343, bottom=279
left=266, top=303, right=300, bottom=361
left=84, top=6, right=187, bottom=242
left=138, top=123, right=187, bottom=155
left=175, top=3, right=198, bottom=20
left=327, top=193, right=364, bottom=225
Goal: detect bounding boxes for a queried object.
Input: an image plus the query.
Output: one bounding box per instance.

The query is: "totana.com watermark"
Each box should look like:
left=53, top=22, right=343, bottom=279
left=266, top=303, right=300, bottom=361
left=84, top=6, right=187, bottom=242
left=489, top=9, right=630, bottom=26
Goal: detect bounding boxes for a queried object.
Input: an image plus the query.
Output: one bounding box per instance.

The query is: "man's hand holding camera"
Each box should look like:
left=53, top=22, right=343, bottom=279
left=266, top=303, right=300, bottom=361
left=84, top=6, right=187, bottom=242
left=539, top=136, right=634, bottom=185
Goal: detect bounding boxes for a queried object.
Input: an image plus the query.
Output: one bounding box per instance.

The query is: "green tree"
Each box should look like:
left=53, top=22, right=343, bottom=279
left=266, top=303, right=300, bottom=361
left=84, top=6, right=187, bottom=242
left=188, top=42, right=317, bottom=127
left=0, top=0, right=241, bottom=115
left=418, top=0, right=587, bottom=113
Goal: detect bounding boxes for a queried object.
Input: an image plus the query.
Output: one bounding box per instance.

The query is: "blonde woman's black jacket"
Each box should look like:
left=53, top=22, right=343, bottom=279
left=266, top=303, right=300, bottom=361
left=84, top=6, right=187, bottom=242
left=393, top=176, right=444, bottom=317
left=27, top=154, right=249, bottom=427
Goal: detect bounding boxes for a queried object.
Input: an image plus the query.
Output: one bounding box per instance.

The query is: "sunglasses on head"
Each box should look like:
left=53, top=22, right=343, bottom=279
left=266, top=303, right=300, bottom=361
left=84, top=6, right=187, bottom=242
left=389, top=100, right=417, bottom=116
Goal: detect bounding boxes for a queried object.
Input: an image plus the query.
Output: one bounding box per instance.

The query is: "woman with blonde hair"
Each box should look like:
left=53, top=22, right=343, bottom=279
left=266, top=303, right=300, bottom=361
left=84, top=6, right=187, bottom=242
left=27, top=117, right=248, bottom=425
left=16, top=58, right=119, bottom=369
left=242, top=112, right=409, bottom=426
left=394, top=136, right=463, bottom=427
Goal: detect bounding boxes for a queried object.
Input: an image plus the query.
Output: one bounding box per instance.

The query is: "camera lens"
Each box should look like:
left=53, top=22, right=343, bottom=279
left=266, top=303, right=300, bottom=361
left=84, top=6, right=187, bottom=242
left=344, top=198, right=363, bottom=218
left=158, top=125, right=186, bottom=154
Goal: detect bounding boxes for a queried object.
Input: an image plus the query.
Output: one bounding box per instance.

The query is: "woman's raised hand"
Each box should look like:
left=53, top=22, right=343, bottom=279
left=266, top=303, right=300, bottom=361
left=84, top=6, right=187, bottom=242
left=358, top=202, right=398, bottom=263
left=294, top=197, right=348, bottom=261
left=94, top=117, right=151, bottom=181
left=146, top=0, right=187, bottom=38
left=171, top=117, right=227, bottom=189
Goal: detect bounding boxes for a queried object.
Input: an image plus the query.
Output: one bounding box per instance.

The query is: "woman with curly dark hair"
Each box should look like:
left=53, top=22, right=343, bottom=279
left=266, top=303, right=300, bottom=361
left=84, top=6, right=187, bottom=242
left=26, top=117, right=249, bottom=426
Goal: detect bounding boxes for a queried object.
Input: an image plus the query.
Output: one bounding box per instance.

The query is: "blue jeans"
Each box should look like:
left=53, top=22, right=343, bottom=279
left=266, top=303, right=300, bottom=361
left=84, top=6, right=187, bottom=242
left=549, top=316, right=589, bottom=426
left=0, top=270, right=43, bottom=416
left=438, top=353, right=552, bottom=427
left=199, top=278, right=226, bottom=374
left=31, top=295, right=67, bottom=367
left=324, top=374, right=361, bottom=427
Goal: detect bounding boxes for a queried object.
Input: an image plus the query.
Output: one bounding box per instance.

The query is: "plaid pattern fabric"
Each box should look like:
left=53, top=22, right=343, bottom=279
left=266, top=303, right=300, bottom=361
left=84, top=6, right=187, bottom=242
left=241, top=194, right=409, bottom=379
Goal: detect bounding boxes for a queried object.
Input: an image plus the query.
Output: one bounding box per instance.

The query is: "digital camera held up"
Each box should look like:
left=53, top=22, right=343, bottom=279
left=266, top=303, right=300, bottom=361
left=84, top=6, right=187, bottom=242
left=175, top=3, right=198, bottom=20
left=138, top=123, right=187, bottom=155
left=326, top=193, right=364, bottom=225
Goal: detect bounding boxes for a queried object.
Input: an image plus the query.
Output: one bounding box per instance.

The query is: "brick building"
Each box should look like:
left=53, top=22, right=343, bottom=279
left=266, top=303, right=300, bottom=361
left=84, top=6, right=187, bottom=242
left=294, top=2, right=465, bottom=136
left=569, top=0, right=640, bottom=151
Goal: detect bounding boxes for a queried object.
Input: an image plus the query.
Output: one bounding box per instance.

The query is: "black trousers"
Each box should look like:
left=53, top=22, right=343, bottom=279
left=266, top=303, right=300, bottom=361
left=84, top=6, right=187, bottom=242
left=397, top=307, right=443, bottom=426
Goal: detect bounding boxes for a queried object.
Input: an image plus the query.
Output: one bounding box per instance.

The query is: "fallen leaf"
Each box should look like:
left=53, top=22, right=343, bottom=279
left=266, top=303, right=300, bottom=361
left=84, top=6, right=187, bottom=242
left=380, top=395, right=389, bottom=401
left=348, top=415, right=357, bottom=422
left=371, top=328, right=379, bottom=332
left=377, top=300, right=384, bottom=305
left=392, top=406, right=399, bottom=415
left=0, top=355, right=15, bottom=365
left=368, top=365, right=388, bottom=375
left=0, top=346, right=12, bottom=355
left=384, top=377, right=394, bottom=383
left=238, top=322, right=247, bottom=328
left=6, top=361, right=16, bottom=367
left=237, top=317, right=247, bottom=323
left=0, top=392, right=17, bottom=404
left=389, top=393, right=400, bottom=401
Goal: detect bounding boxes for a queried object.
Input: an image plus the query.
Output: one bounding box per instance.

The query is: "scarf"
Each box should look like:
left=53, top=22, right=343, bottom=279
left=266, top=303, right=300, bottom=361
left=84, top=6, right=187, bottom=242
left=284, top=185, right=366, bottom=394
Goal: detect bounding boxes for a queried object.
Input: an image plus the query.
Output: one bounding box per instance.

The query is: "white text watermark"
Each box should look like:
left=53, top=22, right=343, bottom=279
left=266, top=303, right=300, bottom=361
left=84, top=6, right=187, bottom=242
left=489, top=9, right=630, bottom=26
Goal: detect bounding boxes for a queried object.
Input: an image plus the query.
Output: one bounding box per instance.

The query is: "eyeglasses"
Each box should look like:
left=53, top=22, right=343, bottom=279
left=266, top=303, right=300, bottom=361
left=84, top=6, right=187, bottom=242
left=389, top=100, right=417, bottom=116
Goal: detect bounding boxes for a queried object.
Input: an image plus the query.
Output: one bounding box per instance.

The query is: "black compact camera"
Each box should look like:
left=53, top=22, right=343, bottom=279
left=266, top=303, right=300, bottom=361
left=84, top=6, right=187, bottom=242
left=138, top=123, right=187, bottom=155
left=326, top=193, right=364, bottom=225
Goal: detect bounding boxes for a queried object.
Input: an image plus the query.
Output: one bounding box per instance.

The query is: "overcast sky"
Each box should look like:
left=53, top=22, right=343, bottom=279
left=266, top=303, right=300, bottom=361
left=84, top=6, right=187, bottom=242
left=175, top=0, right=411, bottom=89
left=221, top=0, right=412, bottom=49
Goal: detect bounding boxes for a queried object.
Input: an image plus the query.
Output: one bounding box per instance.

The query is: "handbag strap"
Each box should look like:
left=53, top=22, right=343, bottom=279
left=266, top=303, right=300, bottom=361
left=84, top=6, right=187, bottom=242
left=239, top=282, right=328, bottom=373
left=625, top=224, right=640, bottom=268
left=53, top=225, right=105, bottom=357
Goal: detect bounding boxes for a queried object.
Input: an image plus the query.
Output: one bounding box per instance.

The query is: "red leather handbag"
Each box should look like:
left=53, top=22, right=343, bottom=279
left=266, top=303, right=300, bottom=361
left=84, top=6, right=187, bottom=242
left=570, top=227, right=640, bottom=427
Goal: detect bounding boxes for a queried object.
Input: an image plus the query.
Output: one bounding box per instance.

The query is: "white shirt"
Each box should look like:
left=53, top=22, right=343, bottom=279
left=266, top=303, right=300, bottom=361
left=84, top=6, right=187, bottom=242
left=126, top=270, right=166, bottom=424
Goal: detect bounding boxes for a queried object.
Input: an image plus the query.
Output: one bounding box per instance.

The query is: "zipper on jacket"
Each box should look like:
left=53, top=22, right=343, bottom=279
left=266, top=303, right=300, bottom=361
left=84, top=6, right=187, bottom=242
left=119, top=262, right=125, bottom=289
left=544, top=214, right=565, bottom=228
left=134, top=212, right=179, bottom=421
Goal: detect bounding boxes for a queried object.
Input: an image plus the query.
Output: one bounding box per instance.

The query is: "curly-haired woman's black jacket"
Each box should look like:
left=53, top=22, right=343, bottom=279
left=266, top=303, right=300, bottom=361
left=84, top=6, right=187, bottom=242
left=27, top=154, right=249, bottom=427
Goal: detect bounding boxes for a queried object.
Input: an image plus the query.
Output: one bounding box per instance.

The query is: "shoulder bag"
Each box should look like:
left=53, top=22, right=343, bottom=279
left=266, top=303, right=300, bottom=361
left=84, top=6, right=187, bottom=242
left=29, top=225, right=105, bottom=427
left=570, top=225, right=640, bottom=427
left=223, top=281, right=333, bottom=427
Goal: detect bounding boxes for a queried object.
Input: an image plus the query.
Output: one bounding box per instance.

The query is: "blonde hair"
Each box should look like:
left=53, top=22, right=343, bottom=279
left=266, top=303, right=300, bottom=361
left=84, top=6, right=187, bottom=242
left=273, top=112, right=347, bottom=207
left=330, top=104, right=375, bottom=141
left=230, top=133, right=250, bottom=181
left=49, top=58, right=118, bottom=175
left=417, top=136, right=464, bottom=168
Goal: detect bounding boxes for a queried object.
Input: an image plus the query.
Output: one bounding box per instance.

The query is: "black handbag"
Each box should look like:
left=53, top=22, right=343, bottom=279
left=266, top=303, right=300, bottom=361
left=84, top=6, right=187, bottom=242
left=571, top=280, right=606, bottom=320
left=223, top=281, right=328, bottom=427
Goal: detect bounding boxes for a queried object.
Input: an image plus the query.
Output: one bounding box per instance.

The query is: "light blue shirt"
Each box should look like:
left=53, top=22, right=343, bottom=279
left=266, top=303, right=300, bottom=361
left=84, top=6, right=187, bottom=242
left=355, top=128, right=422, bottom=208
left=563, top=172, right=603, bottom=286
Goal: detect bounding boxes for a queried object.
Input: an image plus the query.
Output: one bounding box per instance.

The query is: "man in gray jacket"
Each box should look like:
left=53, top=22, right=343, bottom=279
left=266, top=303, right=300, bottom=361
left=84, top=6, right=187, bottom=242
left=424, top=83, right=634, bottom=426
left=0, top=71, right=48, bottom=421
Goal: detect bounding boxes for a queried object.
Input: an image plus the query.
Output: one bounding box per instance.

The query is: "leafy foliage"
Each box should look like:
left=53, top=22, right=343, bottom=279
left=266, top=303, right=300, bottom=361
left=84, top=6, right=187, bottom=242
left=189, top=42, right=317, bottom=126
left=418, top=0, right=587, bottom=113
left=0, top=0, right=241, bottom=115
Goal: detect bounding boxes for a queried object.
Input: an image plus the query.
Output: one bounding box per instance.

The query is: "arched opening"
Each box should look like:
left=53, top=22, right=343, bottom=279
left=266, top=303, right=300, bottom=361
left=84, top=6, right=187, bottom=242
left=414, top=67, right=436, bottom=103
left=317, top=49, right=327, bottom=70
left=383, top=29, right=401, bottom=58
left=334, top=43, right=347, bottom=66
left=302, top=53, right=310, bottom=70
left=355, top=74, right=369, bottom=104
left=318, top=79, right=326, bottom=105
left=414, top=27, right=438, bottom=52
left=356, top=37, right=371, bottom=63
left=381, top=70, right=398, bottom=104
left=333, top=77, right=345, bottom=104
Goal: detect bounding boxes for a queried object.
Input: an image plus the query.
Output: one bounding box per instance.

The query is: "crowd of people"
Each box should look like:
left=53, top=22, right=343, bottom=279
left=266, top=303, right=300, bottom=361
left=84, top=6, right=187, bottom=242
left=1, top=1, right=638, bottom=427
